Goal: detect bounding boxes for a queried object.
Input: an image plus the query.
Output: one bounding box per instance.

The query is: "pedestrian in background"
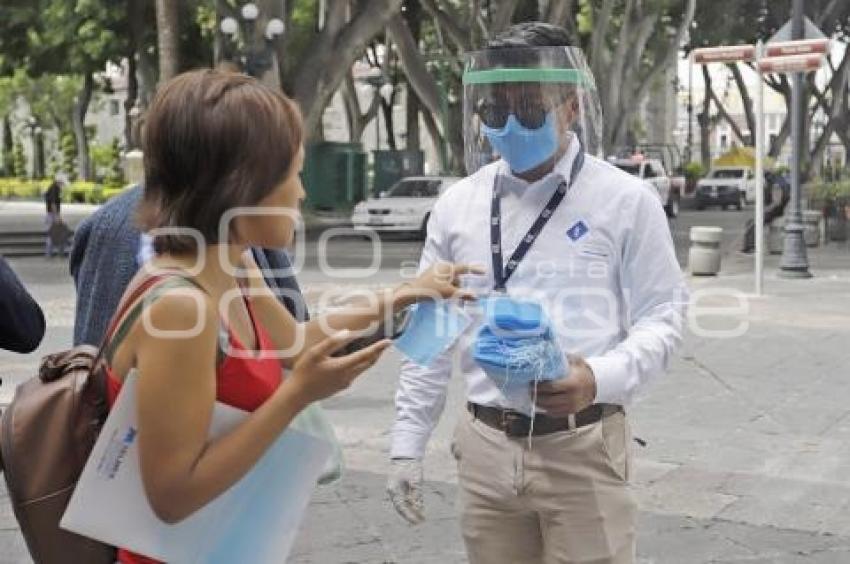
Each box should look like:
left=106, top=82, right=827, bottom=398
left=741, top=171, right=791, bottom=254
left=44, top=174, right=71, bottom=258
left=0, top=256, right=45, bottom=354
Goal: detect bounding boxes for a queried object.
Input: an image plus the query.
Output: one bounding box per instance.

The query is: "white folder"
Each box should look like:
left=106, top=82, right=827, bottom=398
left=60, top=370, right=332, bottom=563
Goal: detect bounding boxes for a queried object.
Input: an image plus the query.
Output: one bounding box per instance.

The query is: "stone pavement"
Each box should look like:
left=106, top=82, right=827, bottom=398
left=1, top=234, right=850, bottom=562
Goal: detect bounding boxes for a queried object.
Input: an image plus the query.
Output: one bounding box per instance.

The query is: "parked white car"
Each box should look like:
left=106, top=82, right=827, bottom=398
left=351, top=176, right=461, bottom=238
left=696, top=166, right=757, bottom=210
left=610, top=157, right=679, bottom=217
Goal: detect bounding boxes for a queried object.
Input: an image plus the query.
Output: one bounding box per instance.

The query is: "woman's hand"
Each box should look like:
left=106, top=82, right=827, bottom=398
left=397, top=262, right=485, bottom=305
left=285, top=330, right=391, bottom=405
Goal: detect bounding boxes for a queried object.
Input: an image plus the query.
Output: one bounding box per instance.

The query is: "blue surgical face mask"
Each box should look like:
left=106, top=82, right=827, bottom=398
left=393, top=301, right=471, bottom=367
left=481, top=112, right=558, bottom=174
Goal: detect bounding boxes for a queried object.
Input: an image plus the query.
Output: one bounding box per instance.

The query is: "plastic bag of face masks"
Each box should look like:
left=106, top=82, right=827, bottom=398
left=393, top=300, right=472, bottom=367
left=290, top=401, right=344, bottom=485
left=473, top=296, right=567, bottom=387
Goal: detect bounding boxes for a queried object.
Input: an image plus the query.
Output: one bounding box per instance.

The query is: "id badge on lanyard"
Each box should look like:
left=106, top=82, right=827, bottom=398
left=490, top=150, right=585, bottom=292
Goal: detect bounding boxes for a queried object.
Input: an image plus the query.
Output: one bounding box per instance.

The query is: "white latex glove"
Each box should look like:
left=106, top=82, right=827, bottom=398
left=387, top=458, right=425, bottom=524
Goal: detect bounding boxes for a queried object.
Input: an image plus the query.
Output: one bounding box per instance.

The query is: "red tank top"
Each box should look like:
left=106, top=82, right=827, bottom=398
left=106, top=291, right=283, bottom=564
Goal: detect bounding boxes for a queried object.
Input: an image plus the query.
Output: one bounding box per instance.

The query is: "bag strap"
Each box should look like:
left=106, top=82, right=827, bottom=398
left=103, top=276, right=206, bottom=364
left=93, top=270, right=206, bottom=369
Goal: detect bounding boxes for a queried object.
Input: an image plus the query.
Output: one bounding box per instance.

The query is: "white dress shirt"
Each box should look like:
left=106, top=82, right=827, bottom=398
left=391, top=142, right=688, bottom=459
left=137, top=233, right=154, bottom=267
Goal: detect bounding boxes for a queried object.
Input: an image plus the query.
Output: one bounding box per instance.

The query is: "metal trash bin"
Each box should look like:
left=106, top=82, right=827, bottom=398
left=302, top=142, right=367, bottom=211
left=802, top=210, right=821, bottom=247
left=372, top=150, right=424, bottom=196
left=689, top=226, right=723, bottom=276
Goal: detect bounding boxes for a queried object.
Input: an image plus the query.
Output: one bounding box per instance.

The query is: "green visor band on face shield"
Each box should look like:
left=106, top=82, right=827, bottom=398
left=462, top=68, right=591, bottom=86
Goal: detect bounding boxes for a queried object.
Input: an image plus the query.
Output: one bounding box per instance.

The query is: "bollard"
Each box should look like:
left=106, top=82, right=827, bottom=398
left=802, top=210, right=821, bottom=247
left=768, top=218, right=784, bottom=254
left=689, top=226, right=723, bottom=276
left=125, top=149, right=144, bottom=186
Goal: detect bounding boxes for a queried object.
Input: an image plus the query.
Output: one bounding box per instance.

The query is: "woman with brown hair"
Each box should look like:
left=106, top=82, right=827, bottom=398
left=103, top=69, right=474, bottom=563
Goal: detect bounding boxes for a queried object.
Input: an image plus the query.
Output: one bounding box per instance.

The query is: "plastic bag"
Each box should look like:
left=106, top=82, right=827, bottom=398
left=289, top=401, right=344, bottom=485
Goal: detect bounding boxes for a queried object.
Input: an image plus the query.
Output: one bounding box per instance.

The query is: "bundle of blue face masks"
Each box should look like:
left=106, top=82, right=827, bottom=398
left=473, top=296, right=566, bottom=387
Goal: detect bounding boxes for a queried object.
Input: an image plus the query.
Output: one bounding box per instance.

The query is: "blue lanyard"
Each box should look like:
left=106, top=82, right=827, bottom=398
left=490, top=150, right=585, bottom=291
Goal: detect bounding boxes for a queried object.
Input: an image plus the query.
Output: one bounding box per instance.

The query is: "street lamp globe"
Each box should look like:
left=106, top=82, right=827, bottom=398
left=379, top=83, right=394, bottom=103
left=265, top=18, right=285, bottom=39
left=220, top=16, right=238, bottom=36
left=241, top=3, right=259, bottom=21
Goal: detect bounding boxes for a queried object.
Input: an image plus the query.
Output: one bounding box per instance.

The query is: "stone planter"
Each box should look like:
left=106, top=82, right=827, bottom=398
left=689, top=226, right=723, bottom=276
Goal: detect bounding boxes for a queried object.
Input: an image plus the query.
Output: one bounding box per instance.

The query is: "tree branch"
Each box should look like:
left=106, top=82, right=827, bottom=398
left=728, top=63, right=754, bottom=144
left=386, top=14, right=442, bottom=118
left=291, top=0, right=404, bottom=137
left=589, top=0, right=616, bottom=76
left=420, top=0, right=471, bottom=52
left=490, top=0, right=520, bottom=33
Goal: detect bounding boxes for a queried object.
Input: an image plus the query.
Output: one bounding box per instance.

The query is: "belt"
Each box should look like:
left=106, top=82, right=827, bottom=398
left=467, top=402, right=621, bottom=438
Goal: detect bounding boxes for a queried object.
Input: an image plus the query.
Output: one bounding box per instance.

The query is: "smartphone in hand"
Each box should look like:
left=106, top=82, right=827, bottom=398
left=332, top=307, right=412, bottom=357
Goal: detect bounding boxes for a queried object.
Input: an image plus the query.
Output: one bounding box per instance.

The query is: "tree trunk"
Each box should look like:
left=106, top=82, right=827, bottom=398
left=290, top=0, right=404, bottom=139
left=403, top=0, right=422, bottom=152
left=769, top=111, right=791, bottom=159
left=699, top=65, right=714, bottom=169
left=35, top=132, right=45, bottom=179
left=406, top=85, right=421, bottom=151
left=387, top=15, right=442, bottom=118
left=124, top=54, right=138, bottom=149
left=155, top=0, right=180, bottom=83
left=342, top=72, right=380, bottom=142
left=421, top=105, right=448, bottom=172
left=381, top=99, right=397, bottom=150
left=2, top=115, right=12, bottom=176
left=72, top=73, right=93, bottom=181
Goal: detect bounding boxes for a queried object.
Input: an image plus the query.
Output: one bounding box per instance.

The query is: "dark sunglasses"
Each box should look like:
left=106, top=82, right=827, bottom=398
left=476, top=99, right=549, bottom=129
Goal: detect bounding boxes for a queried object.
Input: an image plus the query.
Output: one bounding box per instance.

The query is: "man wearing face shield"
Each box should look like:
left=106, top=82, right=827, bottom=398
left=388, top=23, right=686, bottom=564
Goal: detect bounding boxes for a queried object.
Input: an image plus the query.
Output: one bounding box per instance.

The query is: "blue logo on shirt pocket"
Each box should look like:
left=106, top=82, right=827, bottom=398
left=567, top=220, right=589, bottom=241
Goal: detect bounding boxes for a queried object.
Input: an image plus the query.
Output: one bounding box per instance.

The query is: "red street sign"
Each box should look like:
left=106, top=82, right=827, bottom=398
left=765, top=39, right=830, bottom=58
left=692, top=45, right=755, bottom=64
left=758, top=54, right=824, bottom=73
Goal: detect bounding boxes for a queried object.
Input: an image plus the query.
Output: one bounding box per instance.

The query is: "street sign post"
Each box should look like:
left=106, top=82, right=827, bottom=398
left=691, top=36, right=829, bottom=296
left=692, top=45, right=755, bottom=64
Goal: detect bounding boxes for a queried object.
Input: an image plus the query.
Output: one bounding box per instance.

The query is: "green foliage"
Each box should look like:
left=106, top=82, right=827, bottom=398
left=810, top=179, right=850, bottom=201
left=684, top=161, right=706, bottom=181
left=0, top=177, right=126, bottom=203
left=12, top=140, right=26, bottom=178
left=4, top=69, right=82, bottom=134
left=0, top=178, right=43, bottom=199
left=90, top=138, right=125, bottom=187
left=106, top=137, right=124, bottom=187
left=89, top=142, right=112, bottom=173
left=61, top=133, right=77, bottom=180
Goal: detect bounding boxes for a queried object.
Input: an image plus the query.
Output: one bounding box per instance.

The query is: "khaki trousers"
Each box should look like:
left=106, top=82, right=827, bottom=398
left=452, top=407, right=636, bottom=564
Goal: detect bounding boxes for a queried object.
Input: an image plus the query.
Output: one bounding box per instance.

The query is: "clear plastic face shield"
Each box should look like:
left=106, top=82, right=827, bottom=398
left=463, top=46, right=603, bottom=176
